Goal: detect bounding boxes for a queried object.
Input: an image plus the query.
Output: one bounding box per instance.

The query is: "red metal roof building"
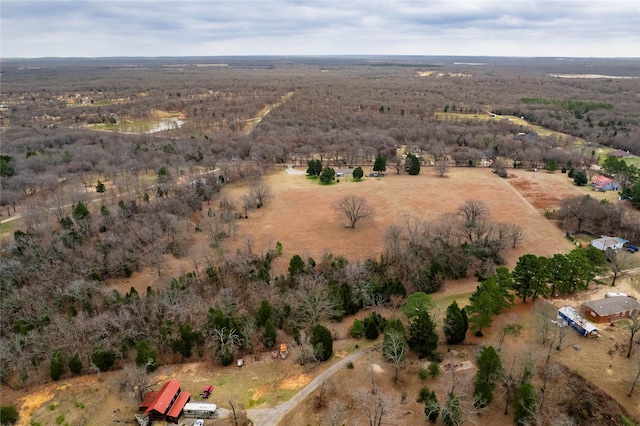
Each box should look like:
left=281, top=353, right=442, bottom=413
left=138, top=391, right=158, bottom=411
left=143, top=379, right=181, bottom=420
left=166, top=391, right=191, bottom=423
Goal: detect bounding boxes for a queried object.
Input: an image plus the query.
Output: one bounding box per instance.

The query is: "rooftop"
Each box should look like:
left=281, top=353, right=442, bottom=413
left=582, top=296, right=640, bottom=317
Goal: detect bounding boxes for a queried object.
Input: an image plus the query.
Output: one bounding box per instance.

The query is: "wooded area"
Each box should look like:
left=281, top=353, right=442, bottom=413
left=1, top=56, right=639, bottom=425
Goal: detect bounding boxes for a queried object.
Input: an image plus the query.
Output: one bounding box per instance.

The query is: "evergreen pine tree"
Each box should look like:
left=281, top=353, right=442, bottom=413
left=444, top=300, right=467, bottom=344
left=409, top=309, right=438, bottom=357
left=262, top=319, right=277, bottom=348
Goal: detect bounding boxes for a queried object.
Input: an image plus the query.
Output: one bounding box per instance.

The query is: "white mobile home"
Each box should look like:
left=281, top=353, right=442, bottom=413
left=557, top=306, right=600, bottom=338
left=182, top=402, right=218, bottom=419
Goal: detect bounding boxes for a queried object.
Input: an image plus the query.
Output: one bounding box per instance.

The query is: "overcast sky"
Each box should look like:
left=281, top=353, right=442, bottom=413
left=1, top=1, right=639, bottom=58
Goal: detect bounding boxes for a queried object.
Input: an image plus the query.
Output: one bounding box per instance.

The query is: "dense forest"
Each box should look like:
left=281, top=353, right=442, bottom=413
left=1, top=56, right=639, bottom=425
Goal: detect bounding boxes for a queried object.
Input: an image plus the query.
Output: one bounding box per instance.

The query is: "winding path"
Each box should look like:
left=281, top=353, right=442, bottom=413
left=246, top=344, right=380, bottom=425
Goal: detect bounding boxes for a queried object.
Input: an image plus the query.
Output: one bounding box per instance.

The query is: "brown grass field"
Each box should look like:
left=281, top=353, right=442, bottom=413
left=218, top=166, right=582, bottom=277
left=6, top=166, right=640, bottom=425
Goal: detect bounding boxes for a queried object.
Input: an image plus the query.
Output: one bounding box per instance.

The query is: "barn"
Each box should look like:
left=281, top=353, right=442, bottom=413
left=138, top=379, right=191, bottom=422
left=581, top=296, right=640, bottom=323
left=557, top=306, right=600, bottom=337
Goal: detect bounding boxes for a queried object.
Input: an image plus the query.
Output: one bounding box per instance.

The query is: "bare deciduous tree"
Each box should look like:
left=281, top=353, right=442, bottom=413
left=118, top=365, right=157, bottom=403
left=435, top=158, right=450, bottom=177
left=533, top=300, right=557, bottom=345
left=628, top=353, right=640, bottom=397
left=249, top=179, right=273, bottom=208
left=296, top=292, right=340, bottom=326
left=509, top=223, right=525, bottom=248
left=323, top=399, right=346, bottom=426
left=382, top=329, right=407, bottom=383
left=334, top=195, right=374, bottom=229
left=352, top=387, right=392, bottom=426
left=621, top=315, right=640, bottom=358
left=605, top=248, right=630, bottom=286
left=457, top=199, right=489, bottom=226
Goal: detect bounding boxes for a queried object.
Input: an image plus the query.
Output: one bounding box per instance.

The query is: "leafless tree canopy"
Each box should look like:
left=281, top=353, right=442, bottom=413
left=334, top=195, right=374, bottom=229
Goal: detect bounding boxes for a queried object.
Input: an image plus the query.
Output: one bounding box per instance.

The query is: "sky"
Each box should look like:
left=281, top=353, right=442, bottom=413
left=1, top=0, right=639, bottom=58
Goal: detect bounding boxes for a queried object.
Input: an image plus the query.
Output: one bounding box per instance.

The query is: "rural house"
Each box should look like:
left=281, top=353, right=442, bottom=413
left=581, top=296, right=640, bottom=323
left=590, top=236, right=627, bottom=251
left=591, top=175, right=620, bottom=192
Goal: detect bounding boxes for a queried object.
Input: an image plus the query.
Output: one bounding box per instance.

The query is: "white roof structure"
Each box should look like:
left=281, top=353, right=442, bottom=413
left=183, top=402, right=217, bottom=411
left=591, top=236, right=627, bottom=251
left=558, top=306, right=599, bottom=334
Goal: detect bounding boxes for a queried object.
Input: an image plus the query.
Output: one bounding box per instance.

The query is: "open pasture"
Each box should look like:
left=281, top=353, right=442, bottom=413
left=220, top=167, right=581, bottom=275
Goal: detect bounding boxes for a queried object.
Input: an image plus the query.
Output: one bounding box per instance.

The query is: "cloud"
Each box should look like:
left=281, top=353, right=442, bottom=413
left=1, top=0, right=638, bottom=57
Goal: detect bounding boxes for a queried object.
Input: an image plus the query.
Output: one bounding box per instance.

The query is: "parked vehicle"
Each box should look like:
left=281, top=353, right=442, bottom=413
left=625, top=244, right=639, bottom=253
left=193, top=420, right=204, bottom=426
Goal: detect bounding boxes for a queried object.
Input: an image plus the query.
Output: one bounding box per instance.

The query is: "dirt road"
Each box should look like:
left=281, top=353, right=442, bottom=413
left=246, top=345, right=380, bottom=425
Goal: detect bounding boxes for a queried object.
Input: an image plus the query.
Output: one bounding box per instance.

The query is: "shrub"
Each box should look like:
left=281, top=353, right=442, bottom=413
left=428, top=362, right=441, bottom=378
left=350, top=319, right=364, bottom=338
left=418, top=367, right=429, bottom=380
left=91, top=349, right=116, bottom=372
left=363, top=312, right=386, bottom=340
left=428, top=351, right=443, bottom=363
left=0, top=406, right=19, bottom=425
left=219, top=350, right=234, bottom=367
left=353, top=166, right=364, bottom=180
left=417, top=386, right=431, bottom=402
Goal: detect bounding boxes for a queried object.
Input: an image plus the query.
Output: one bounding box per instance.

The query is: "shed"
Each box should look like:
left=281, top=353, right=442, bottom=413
left=591, top=236, right=627, bottom=251
left=183, top=402, right=218, bottom=419
left=165, top=392, right=191, bottom=423
left=557, top=306, right=600, bottom=338
left=581, top=296, right=640, bottom=323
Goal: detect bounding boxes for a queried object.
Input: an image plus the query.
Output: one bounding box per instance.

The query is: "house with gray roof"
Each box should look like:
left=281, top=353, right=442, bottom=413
left=581, top=296, right=640, bottom=323
left=590, top=236, right=627, bottom=251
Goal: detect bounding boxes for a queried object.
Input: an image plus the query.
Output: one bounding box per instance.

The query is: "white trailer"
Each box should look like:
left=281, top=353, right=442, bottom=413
left=182, top=402, right=218, bottom=419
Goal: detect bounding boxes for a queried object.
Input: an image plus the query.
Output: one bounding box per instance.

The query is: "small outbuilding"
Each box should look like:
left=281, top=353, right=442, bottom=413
left=581, top=296, right=640, bottom=323
left=557, top=306, right=600, bottom=338
left=591, top=236, right=627, bottom=251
